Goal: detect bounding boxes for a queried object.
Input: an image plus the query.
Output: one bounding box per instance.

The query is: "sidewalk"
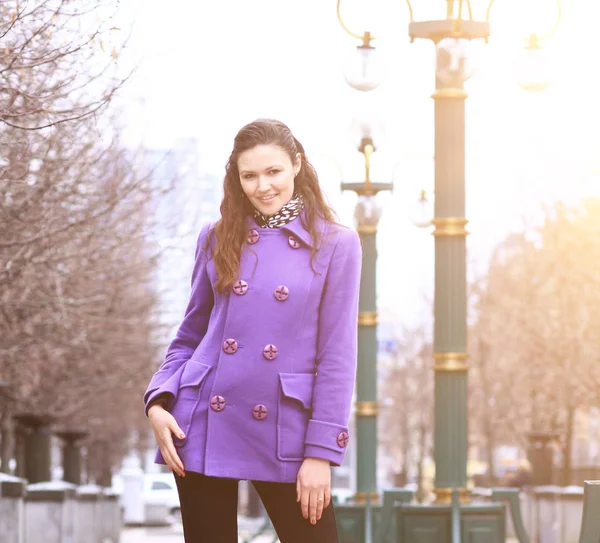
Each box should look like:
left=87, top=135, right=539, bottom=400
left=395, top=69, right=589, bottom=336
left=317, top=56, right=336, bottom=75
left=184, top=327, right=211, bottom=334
left=121, top=516, right=279, bottom=543
left=121, top=525, right=518, bottom=543
left=122, top=525, right=518, bottom=543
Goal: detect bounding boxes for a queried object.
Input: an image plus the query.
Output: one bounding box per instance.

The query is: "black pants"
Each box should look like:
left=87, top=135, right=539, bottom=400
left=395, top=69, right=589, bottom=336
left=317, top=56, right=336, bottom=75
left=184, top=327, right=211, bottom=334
left=174, top=471, right=339, bottom=543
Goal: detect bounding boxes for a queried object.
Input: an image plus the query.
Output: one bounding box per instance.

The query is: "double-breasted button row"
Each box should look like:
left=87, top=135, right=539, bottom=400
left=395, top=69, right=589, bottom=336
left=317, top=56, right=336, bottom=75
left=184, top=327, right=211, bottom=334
left=246, top=229, right=301, bottom=251
left=222, top=339, right=279, bottom=360
left=232, top=280, right=290, bottom=302
left=210, top=396, right=268, bottom=420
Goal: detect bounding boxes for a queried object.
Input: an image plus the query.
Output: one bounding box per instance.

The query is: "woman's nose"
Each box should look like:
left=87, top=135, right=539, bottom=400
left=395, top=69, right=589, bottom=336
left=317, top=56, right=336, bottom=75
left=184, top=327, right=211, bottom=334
left=257, top=176, right=270, bottom=191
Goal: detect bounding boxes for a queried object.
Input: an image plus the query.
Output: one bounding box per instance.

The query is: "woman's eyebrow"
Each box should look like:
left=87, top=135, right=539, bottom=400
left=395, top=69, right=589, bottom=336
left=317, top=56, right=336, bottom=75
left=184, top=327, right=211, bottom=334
left=240, top=165, right=283, bottom=174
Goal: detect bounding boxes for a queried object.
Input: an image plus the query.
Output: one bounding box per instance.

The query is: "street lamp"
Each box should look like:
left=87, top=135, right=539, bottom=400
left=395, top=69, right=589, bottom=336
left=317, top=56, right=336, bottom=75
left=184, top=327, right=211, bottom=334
left=409, top=189, right=434, bottom=229
left=335, top=0, right=562, bottom=541
left=341, top=130, right=393, bottom=514
left=336, top=0, right=383, bottom=91
left=514, top=0, right=562, bottom=92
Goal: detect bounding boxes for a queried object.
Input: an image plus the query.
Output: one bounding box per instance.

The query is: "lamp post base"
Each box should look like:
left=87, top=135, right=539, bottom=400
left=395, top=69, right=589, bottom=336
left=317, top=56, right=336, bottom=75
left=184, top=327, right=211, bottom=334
left=335, top=503, right=383, bottom=543
left=400, top=504, right=505, bottom=542
left=335, top=501, right=506, bottom=543
left=434, top=487, right=470, bottom=504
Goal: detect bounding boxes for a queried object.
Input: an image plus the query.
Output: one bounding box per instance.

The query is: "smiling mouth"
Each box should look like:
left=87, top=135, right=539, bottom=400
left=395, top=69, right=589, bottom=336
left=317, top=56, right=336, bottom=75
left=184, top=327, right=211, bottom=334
left=258, top=194, right=277, bottom=201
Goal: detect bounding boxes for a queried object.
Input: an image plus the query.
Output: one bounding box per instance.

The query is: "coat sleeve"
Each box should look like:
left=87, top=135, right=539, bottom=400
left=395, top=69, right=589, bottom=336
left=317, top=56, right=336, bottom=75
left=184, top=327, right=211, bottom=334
left=304, top=227, right=362, bottom=466
left=143, top=223, right=214, bottom=415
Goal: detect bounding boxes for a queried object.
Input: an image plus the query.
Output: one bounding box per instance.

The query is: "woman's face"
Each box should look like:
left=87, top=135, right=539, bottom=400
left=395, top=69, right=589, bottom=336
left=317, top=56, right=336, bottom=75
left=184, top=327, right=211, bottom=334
left=238, top=144, right=301, bottom=216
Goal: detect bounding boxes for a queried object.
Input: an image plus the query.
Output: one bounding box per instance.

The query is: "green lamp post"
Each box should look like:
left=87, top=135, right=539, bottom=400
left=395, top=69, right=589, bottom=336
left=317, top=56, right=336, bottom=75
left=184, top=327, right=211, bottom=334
left=335, top=0, right=562, bottom=541
left=343, top=134, right=393, bottom=506
left=334, top=130, right=392, bottom=542
left=406, top=0, right=560, bottom=509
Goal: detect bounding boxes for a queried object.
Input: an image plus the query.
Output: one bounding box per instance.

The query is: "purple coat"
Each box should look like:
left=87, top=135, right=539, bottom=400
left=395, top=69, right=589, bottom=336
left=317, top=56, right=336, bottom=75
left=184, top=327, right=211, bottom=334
left=143, top=213, right=362, bottom=483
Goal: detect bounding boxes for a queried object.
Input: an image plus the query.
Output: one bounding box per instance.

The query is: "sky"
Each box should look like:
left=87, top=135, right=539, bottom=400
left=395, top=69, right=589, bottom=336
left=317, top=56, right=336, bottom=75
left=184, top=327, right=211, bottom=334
left=111, top=0, right=600, bottom=328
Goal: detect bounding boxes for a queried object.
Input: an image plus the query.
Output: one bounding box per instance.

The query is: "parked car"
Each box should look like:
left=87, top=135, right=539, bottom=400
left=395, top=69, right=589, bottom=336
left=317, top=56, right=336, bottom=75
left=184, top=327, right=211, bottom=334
left=143, top=472, right=181, bottom=524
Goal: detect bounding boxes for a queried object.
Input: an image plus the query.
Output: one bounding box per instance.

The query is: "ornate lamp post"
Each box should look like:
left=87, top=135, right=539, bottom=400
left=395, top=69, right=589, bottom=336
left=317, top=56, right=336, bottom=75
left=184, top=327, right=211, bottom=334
left=342, top=132, right=393, bottom=510
left=336, top=0, right=562, bottom=541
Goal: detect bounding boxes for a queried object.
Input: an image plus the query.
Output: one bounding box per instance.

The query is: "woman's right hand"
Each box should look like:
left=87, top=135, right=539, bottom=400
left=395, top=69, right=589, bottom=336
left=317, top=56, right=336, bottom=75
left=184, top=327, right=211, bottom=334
left=148, top=404, right=186, bottom=477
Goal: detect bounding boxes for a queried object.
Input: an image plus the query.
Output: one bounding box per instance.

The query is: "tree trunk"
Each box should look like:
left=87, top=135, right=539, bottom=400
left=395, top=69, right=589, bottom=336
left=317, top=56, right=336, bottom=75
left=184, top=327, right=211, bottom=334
left=0, top=412, right=12, bottom=474
left=478, top=340, right=497, bottom=486
left=401, top=391, right=410, bottom=485
left=416, top=420, right=428, bottom=502
left=484, top=428, right=497, bottom=486
left=562, top=405, right=575, bottom=486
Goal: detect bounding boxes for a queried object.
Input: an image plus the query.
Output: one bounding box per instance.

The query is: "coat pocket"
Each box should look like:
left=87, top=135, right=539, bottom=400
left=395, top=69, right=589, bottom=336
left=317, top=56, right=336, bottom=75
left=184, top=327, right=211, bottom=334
left=277, top=372, right=315, bottom=461
left=170, top=360, right=212, bottom=447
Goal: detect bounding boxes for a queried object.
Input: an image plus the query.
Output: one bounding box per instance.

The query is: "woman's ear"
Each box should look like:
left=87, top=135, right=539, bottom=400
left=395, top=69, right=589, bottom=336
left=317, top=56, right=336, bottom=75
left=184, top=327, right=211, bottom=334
left=294, top=153, right=302, bottom=176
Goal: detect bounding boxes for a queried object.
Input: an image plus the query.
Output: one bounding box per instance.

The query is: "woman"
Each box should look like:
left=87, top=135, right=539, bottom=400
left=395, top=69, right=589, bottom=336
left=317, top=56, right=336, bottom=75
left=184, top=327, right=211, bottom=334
left=144, top=118, right=362, bottom=542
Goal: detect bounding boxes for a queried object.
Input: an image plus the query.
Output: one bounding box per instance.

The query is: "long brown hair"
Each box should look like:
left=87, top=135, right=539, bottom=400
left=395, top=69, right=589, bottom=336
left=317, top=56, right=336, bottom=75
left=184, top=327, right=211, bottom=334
left=209, top=118, right=337, bottom=294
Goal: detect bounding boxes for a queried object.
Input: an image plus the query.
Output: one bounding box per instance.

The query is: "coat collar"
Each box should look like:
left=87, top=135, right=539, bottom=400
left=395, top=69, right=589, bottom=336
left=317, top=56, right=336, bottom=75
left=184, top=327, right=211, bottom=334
left=246, top=209, right=320, bottom=249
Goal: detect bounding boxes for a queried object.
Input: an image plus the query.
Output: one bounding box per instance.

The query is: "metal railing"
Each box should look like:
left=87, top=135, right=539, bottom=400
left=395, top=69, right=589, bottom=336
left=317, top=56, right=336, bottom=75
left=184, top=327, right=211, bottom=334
left=491, top=488, right=530, bottom=543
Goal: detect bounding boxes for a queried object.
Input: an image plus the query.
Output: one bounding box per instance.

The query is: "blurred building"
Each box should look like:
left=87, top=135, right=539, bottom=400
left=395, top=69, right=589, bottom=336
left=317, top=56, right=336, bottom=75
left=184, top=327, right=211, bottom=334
left=141, top=137, right=221, bottom=473
left=144, top=137, right=221, bottom=351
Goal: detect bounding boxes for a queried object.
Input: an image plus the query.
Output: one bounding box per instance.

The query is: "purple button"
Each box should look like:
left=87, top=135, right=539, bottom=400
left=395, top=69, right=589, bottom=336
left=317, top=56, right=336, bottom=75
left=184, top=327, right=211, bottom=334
left=210, top=396, right=225, bottom=412
left=274, top=285, right=289, bottom=301
left=337, top=432, right=349, bottom=448
left=252, top=405, right=268, bottom=420
left=233, top=280, right=248, bottom=296
left=288, top=236, right=301, bottom=249
left=248, top=229, right=260, bottom=245
left=263, top=344, right=278, bottom=360
left=223, top=339, right=238, bottom=354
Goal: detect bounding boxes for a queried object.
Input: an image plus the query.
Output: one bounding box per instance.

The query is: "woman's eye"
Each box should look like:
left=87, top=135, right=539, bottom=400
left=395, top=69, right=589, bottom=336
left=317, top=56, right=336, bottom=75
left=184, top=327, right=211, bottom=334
left=243, top=174, right=254, bottom=180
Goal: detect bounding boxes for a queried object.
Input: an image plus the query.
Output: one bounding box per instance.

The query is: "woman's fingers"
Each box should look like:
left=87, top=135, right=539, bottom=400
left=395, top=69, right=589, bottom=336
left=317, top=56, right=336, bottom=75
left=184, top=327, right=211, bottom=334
left=299, top=484, right=330, bottom=523
left=160, top=447, right=178, bottom=476
left=315, top=491, right=325, bottom=521
left=309, top=491, right=320, bottom=525
left=158, top=428, right=185, bottom=477
left=302, top=488, right=327, bottom=524
left=168, top=444, right=185, bottom=476
left=300, top=487, right=309, bottom=520
left=170, top=420, right=186, bottom=441
left=165, top=447, right=185, bottom=477
left=149, top=411, right=186, bottom=477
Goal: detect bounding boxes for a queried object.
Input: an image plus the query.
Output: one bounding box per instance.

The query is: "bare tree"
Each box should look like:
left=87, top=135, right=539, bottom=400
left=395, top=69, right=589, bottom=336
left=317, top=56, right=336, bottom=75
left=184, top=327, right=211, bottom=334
left=1, top=0, right=128, bottom=131
left=380, top=325, right=434, bottom=498
left=0, top=0, right=176, bottom=478
left=469, top=199, right=600, bottom=484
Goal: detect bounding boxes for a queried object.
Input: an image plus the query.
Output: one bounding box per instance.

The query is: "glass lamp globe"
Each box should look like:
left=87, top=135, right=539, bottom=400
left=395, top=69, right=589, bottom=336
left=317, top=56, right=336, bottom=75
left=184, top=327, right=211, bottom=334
left=436, top=37, right=474, bottom=86
left=515, top=37, right=552, bottom=92
left=409, top=190, right=433, bottom=228
left=354, top=195, right=382, bottom=227
left=343, top=42, right=384, bottom=92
